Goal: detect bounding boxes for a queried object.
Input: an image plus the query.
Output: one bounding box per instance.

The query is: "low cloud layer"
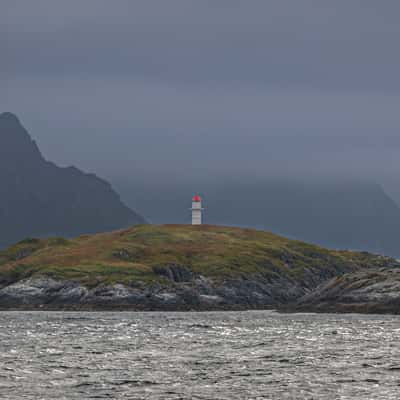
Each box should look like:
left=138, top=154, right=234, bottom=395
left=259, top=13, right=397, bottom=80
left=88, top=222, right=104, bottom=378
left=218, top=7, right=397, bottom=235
left=2, top=1, right=400, bottom=184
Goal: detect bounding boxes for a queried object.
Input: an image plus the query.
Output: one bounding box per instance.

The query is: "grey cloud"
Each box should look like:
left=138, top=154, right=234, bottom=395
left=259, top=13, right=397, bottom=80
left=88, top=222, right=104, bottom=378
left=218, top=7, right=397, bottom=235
left=2, top=1, right=400, bottom=190
left=3, top=1, right=400, bottom=91
left=3, top=76, right=400, bottom=181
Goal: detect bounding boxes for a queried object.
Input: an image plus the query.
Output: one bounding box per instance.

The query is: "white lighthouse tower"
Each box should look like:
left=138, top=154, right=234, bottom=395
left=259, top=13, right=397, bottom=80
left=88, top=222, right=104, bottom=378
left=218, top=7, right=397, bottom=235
left=191, top=195, right=204, bottom=225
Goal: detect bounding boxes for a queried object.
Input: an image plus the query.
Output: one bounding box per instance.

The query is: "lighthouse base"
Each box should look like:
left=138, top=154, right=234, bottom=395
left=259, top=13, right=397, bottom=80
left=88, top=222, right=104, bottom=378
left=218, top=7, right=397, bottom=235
left=192, top=210, right=202, bottom=225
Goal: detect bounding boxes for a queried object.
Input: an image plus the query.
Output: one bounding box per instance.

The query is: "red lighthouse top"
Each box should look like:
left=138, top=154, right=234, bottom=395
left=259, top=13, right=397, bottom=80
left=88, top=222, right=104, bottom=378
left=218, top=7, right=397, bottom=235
left=192, top=195, right=202, bottom=202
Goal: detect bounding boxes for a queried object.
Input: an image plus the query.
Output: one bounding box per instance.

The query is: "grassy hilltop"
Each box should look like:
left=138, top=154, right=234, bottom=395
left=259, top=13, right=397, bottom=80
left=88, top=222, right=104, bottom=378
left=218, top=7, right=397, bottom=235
left=0, top=224, right=394, bottom=289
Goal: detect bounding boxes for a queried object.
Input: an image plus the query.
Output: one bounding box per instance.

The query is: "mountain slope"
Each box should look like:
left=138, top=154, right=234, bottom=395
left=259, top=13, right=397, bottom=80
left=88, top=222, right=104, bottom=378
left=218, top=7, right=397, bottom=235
left=0, top=112, right=145, bottom=248
left=0, top=224, right=397, bottom=310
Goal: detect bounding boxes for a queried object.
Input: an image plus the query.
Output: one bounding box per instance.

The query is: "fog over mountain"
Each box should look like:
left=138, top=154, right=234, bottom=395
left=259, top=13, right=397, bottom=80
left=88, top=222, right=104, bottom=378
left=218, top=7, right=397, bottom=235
left=2, top=2, right=400, bottom=254
left=110, top=177, right=400, bottom=257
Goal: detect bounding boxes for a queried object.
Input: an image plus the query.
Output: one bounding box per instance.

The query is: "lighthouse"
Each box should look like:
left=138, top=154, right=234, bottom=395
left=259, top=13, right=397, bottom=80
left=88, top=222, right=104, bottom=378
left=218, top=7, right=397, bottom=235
left=191, top=195, right=204, bottom=225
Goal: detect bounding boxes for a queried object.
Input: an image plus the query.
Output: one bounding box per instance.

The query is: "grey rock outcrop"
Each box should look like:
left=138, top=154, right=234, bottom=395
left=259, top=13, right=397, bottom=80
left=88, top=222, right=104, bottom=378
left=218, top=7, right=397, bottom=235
left=289, top=267, right=400, bottom=314
left=0, top=272, right=336, bottom=311
left=2, top=265, right=400, bottom=312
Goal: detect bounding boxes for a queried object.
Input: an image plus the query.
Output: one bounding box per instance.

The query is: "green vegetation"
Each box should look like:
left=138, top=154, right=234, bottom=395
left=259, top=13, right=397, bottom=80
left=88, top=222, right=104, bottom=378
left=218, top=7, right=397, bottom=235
left=0, top=224, right=395, bottom=287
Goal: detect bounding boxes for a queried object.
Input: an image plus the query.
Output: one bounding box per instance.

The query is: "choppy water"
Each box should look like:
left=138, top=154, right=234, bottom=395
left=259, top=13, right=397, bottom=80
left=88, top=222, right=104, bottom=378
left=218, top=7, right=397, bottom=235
left=0, top=311, right=400, bottom=399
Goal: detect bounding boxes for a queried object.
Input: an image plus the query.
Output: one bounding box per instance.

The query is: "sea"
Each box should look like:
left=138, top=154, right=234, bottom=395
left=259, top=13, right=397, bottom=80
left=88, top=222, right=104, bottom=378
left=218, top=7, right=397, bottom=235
left=0, top=311, right=399, bottom=399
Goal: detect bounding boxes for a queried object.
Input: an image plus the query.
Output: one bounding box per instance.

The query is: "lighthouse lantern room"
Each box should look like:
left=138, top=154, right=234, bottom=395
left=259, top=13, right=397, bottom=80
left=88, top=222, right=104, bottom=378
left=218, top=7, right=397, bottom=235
left=191, top=195, right=204, bottom=225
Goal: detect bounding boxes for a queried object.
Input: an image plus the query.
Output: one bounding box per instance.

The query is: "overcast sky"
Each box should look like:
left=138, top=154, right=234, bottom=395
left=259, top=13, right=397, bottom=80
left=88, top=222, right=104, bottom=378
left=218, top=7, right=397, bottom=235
left=2, top=1, right=400, bottom=183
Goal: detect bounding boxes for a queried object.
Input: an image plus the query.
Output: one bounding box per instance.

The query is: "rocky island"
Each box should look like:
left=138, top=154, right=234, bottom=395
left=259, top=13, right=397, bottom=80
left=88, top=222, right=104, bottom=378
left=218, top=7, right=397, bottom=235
left=0, top=224, right=398, bottom=313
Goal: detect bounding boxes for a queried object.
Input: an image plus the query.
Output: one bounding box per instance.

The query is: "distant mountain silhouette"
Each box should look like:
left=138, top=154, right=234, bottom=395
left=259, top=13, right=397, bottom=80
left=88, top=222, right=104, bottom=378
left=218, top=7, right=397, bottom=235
left=0, top=112, right=145, bottom=248
left=115, top=178, right=400, bottom=258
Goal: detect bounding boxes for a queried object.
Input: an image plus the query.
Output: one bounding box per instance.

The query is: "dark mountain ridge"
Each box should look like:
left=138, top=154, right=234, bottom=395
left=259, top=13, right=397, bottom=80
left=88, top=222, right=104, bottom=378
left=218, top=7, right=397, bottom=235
left=0, top=112, right=145, bottom=249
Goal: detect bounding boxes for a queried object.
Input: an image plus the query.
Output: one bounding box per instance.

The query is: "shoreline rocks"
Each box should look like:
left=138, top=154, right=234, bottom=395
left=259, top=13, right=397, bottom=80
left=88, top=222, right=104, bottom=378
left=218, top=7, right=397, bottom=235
left=0, top=274, right=305, bottom=311
left=2, top=268, right=400, bottom=313
left=284, top=268, right=400, bottom=315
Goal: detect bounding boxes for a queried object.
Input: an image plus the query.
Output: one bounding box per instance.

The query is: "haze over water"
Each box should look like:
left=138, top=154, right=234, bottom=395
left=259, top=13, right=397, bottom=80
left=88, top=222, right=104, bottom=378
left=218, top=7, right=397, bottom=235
left=1, top=311, right=399, bottom=399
